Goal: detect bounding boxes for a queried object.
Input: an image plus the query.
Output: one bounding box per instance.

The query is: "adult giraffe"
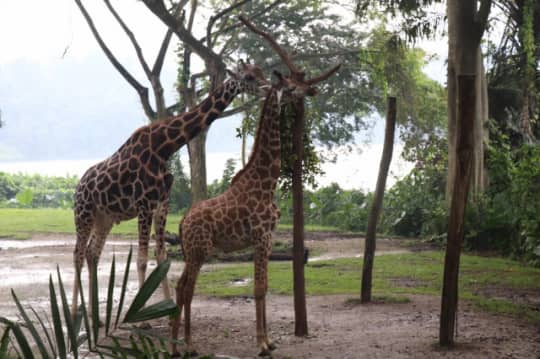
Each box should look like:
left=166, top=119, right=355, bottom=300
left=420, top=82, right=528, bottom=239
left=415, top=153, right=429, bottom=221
left=172, top=64, right=339, bottom=356
left=71, top=62, right=268, bottom=321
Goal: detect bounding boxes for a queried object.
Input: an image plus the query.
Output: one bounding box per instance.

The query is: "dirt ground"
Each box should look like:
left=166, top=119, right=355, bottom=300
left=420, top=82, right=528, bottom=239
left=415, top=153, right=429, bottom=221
left=1, top=232, right=539, bottom=358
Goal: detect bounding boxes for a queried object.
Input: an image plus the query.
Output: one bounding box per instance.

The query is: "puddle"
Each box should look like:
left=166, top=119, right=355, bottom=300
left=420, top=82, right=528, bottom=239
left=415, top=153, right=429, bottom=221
left=0, top=238, right=133, bottom=250
left=230, top=278, right=251, bottom=287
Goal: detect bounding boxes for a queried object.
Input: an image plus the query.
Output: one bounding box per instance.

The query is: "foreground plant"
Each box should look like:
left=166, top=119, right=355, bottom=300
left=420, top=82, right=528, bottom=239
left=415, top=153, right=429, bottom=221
left=0, top=246, right=180, bottom=358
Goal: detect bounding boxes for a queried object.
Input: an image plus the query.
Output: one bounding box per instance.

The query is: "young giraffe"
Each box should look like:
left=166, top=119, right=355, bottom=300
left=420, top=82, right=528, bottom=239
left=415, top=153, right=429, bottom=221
left=172, top=71, right=317, bottom=356
left=71, top=63, right=268, bottom=321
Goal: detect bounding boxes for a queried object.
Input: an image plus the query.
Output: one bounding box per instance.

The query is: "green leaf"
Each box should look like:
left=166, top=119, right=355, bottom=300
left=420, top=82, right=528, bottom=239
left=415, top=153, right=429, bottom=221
left=123, top=258, right=171, bottom=323
left=105, top=254, right=116, bottom=335
left=57, top=267, right=78, bottom=358
left=0, top=317, right=34, bottom=359
left=49, top=275, right=67, bottom=359
left=115, top=246, right=133, bottom=329
left=123, top=300, right=179, bottom=323
left=91, top=262, right=99, bottom=343
left=11, top=289, right=51, bottom=359
left=30, top=306, right=57, bottom=358
left=0, top=325, right=11, bottom=357
left=76, top=270, right=93, bottom=350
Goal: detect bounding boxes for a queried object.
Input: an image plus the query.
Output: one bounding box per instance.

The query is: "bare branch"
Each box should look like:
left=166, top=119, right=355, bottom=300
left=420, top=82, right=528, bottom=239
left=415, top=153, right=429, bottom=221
left=201, top=0, right=285, bottom=49
left=153, top=29, right=173, bottom=77
left=306, top=64, right=342, bottom=86
left=476, top=0, right=492, bottom=32
left=74, top=0, right=155, bottom=119
left=207, top=0, right=250, bottom=48
left=103, top=0, right=152, bottom=78
left=239, top=14, right=301, bottom=75
left=143, top=0, right=224, bottom=73
left=220, top=98, right=260, bottom=118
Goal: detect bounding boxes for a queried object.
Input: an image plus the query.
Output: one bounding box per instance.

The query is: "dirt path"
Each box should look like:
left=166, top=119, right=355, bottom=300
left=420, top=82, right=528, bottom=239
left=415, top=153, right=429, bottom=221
left=1, top=233, right=539, bottom=358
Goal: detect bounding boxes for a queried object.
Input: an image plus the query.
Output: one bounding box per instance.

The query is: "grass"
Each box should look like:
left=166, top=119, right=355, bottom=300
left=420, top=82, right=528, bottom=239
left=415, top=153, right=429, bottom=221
left=2, top=208, right=538, bottom=323
left=195, top=251, right=540, bottom=323
left=0, top=208, right=182, bottom=239
left=0, top=208, right=343, bottom=239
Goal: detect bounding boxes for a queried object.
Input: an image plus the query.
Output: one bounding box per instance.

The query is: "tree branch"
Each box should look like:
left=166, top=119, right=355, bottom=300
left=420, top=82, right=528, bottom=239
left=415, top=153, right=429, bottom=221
left=306, top=64, right=342, bottom=86
left=103, top=0, right=152, bottom=78
left=220, top=98, right=260, bottom=118
left=74, top=0, right=155, bottom=119
left=476, top=0, right=492, bottom=31
left=239, top=14, right=301, bottom=75
left=142, top=0, right=225, bottom=73
left=201, top=0, right=285, bottom=46
left=152, top=29, right=173, bottom=77
left=207, top=0, right=251, bottom=49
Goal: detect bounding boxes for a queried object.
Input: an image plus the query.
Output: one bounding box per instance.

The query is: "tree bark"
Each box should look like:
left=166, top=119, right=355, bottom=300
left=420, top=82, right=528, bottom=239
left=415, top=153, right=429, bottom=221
left=440, top=75, right=476, bottom=346
left=292, top=98, right=308, bottom=337
left=446, top=1, right=491, bottom=199
left=361, top=96, right=396, bottom=303
left=188, top=132, right=209, bottom=204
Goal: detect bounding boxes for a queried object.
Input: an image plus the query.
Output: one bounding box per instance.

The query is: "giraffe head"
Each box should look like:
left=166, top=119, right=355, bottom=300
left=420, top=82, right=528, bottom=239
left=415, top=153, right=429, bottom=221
left=272, top=70, right=319, bottom=101
left=226, top=60, right=269, bottom=96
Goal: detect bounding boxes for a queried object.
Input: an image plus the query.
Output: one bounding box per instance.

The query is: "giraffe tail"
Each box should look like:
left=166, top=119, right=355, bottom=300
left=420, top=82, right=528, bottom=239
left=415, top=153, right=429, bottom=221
left=178, top=217, right=186, bottom=261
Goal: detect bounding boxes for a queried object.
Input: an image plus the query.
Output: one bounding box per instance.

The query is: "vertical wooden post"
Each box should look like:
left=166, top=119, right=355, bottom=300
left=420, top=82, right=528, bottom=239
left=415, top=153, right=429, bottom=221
left=361, top=96, right=397, bottom=303
left=440, top=74, right=476, bottom=346
left=292, top=97, right=308, bottom=336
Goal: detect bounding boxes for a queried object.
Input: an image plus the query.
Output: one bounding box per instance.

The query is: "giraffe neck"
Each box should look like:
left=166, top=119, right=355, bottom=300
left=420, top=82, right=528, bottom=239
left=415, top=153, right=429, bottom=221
left=151, top=79, right=243, bottom=161
left=231, top=88, right=281, bottom=194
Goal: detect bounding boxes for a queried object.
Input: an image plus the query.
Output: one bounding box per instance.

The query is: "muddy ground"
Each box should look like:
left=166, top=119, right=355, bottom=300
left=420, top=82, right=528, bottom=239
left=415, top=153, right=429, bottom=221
left=0, top=232, right=539, bottom=358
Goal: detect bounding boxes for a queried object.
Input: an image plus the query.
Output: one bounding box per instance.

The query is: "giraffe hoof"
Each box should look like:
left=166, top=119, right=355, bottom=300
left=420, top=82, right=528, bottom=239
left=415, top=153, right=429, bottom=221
left=267, top=341, right=277, bottom=351
left=258, top=346, right=272, bottom=357
left=185, top=348, right=198, bottom=357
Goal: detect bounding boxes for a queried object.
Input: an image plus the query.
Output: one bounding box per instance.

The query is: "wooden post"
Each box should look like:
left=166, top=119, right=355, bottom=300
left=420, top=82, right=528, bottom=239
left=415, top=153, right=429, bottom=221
left=361, top=97, right=397, bottom=303
left=440, top=74, right=476, bottom=346
left=292, top=97, right=308, bottom=336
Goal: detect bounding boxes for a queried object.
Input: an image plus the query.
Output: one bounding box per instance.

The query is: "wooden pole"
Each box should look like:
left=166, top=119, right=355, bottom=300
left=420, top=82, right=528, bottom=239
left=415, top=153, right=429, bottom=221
left=361, top=97, right=397, bottom=303
left=439, top=74, right=476, bottom=346
left=292, top=97, right=308, bottom=336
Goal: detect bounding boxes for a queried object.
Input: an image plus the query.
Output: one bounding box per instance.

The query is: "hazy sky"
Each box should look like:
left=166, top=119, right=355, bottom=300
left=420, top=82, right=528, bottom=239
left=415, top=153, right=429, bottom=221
left=0, top=0, right=444, bottom=189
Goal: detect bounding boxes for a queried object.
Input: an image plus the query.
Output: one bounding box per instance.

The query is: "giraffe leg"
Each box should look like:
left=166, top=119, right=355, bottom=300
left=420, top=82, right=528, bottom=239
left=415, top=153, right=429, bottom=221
left=182, top=261, right=203, bottom=356
left=137, top=209, right=153, bottom=288
left=171, top=269, right=188, bottom=356
left=71, top=210, right=93, bottom=320
left=86, top=214, right=113, bottom=326
left=153, top=200, right=171, bottom=300
left=254, top=242, right=273, bottom=356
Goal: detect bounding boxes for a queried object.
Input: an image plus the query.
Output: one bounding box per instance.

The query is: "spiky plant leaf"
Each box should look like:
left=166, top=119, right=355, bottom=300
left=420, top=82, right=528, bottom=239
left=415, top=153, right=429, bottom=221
left=91, top=263, right=99, bottom=343
left=0, top=317, right=34, bottom=359
left=49, top=275, right=67, bottom=359
left=56, top=267, right=78, bottom=358
left=105, top=254, right=116, bottom=335
left=76, top=270, right=93, bottom=350
left=115, top=246, right=133, bottom=329
left=30, top=306, right=57, bottom=358
left=123, top=259, right=171, bottom=323
left=0, top=325, right=11, bottom=357
left=123, top=300, right=178, bottom=323
left=11, top=289, right=51, bottom=358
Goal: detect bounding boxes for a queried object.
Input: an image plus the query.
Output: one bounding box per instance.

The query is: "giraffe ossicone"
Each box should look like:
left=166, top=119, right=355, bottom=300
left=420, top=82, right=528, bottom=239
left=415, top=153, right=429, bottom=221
left=70, top=62, right=269, bottom=324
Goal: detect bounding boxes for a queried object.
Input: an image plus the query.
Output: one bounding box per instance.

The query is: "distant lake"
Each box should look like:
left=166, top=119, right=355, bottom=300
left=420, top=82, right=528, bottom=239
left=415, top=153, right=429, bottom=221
left=0, top=145, right=413, bottom=191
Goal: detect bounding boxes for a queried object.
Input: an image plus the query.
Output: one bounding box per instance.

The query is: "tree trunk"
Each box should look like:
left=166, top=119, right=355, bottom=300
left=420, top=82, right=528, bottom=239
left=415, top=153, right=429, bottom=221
left=187, top=131, right=208, bottom=204
left=446, top=1, right=490, bottom=199
left=292, top=97, right=308, bottom=337
left=361, top=97, right=396, bottom=303
left=440, top=74, right=476, bottom=346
